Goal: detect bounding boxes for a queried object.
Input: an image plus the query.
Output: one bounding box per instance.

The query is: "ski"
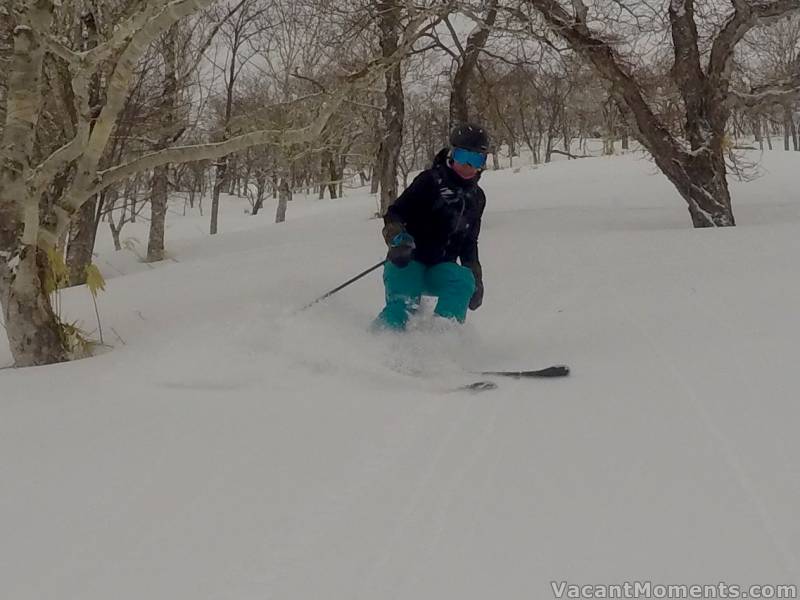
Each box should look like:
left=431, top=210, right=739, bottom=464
left=447, top=366, right=569, bottom=393
left=477, top=365, right=570, bottom=378
left=457, top=381, right=498, bottom=393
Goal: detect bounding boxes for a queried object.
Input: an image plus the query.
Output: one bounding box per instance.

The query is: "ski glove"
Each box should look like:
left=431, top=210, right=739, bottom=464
left=469, top=279, right=483, bottom=310
left=382, top=220, right=405, bottom=246
left=387, top=233, right=416, bottom=268
left=465, top=261, right=483, bottom=310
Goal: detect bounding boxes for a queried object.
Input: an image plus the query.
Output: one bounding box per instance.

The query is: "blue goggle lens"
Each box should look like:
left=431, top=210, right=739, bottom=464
left=452, top=147, right=487, bottom=169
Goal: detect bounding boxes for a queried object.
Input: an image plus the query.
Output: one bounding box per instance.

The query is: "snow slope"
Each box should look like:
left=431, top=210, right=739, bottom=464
left=2, top=151, right=800, bottom=599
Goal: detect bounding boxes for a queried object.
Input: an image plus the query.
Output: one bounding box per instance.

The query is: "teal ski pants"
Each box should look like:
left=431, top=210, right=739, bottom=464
left=376, top=260, right=476, bottom=330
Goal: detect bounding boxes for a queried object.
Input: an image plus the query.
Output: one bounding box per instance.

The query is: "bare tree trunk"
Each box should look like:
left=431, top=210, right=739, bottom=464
left=766, top=118, right=773, bottom=150
left=338, top=155, right=346, bottom=197
left=252, top=173, right=267, bottom=215
left=65, top=198, right=97, bottom=285
left=65, top=195, right=102, bottom=284
left=602, top=98, right=616, bottom=155
left=0, top=1, right=69, bottom=366
left=784, top=105, right=792, bottom=151
left=147, top=165, right=169, bottom=261
left=242, top=151, right=252, bottom=195
left=100, top=187, right=117, bottom=226
left=377, top=0, right=404, bottom=214
left=147, top=25, right=179, bottom=261
left=211, top=159, right=227, bottom=234
left=545, top=131, right=555, bottom=162
left=3, top=248, right=69, bottom=365
left=666, top=151, right=734, bottom=227
left=276, top=179, right=290, bottom=223
left=370, top=163, right=380, bottom=194
left=533, top=120, right=543, bottom=164
left=227, top=154, right=238, bottom=194
left=328, top=153, right=338, bottom=199
left=526, top=0, right=736, bottom=227
left=104, top=188, right=122, bottom=249
left=448, top=0, right=498, bottom=127
left=125, top=176, right=139, bottom=223
left=65, top=5, right=100, bottom=286
left=211, top=17, right=240, bottom=235
left=753, top=116, right=764, bottom=150
left=109, top=221, right=122, bottom=251
left=518, top=104, right=540, bottom=166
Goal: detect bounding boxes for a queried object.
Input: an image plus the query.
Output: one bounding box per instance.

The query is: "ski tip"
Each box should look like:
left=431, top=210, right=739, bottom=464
left=520, top=365, right=570, bottom=377
left=475, top=365, right=571, bottom=378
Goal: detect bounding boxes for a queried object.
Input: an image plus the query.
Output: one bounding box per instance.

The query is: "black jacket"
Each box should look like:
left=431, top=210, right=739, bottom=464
left=384, top=150, right=486, bottom=269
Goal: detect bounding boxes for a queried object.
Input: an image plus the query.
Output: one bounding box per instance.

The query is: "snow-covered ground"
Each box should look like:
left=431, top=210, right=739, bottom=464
left=2, top=150, right=800, bottom=599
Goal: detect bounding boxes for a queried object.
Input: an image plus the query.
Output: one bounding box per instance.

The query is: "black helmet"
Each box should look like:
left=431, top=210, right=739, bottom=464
left=449, top=122, right=490, bottom=153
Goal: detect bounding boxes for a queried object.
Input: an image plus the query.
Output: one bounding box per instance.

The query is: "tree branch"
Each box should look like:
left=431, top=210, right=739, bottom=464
left=730, top=73, right=800, bottom=106
left=442, top=16, right=467, bottom=58
left=61, top=0, right=217, bottom=214
left=290, top=70, right=327, bottom=93
left=90, top=93, right=346, bottom=197
left=177, top=0, right=248, bottom=85
left=83, top=0, right=160, bottom=68
left=550, top=148, right=591, bottom=159
left=29, top=135, right=86, bottom=193
left=226, top=91, right=324, bottom=135
left=709, top=0, right=800, bottom=83
left=43, top=35, right=82, bottom=65
left=37, top=0, right=445, bottom=247
left=522, top=0, right=681, bottom=162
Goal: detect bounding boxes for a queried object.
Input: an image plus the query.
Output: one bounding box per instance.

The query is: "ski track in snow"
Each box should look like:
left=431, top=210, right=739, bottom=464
left=354, top=393, right=504, bottom=598
left=609, top=283, right=800, bottom=581
left=355, top=397, right=474, bottom=597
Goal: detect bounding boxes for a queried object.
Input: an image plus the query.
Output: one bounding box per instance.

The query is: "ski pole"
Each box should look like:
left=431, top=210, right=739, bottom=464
left=301, top=259, right=386, bottom=311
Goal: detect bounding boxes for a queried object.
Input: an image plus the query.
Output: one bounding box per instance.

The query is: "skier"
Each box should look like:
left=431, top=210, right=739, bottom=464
left=374, top=122, right=490, bottom=331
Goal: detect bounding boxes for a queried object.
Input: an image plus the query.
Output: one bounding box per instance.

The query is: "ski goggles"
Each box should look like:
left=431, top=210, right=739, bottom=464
left=451, top=147, right=487, bottom=169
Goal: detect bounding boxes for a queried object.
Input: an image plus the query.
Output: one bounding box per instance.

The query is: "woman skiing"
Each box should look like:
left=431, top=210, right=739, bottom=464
left=374, top=123, right=490, bottom=331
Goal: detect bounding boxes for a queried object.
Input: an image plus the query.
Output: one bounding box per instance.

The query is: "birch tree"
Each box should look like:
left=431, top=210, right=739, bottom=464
left=0, top=0, right=443, bottom=367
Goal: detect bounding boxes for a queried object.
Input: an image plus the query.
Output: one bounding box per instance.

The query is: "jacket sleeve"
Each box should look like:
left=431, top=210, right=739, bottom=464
left=459, top=190, right=486, bottom=267
left=382, top=170, right=434, bottom=244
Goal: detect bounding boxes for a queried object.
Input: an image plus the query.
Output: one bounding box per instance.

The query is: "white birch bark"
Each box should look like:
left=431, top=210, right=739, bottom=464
left=0, top=0, right=67, bottom=366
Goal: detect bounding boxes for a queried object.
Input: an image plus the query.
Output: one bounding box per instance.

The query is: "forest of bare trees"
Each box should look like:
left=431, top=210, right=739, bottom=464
left=3, top=0, right=800, bottom=367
